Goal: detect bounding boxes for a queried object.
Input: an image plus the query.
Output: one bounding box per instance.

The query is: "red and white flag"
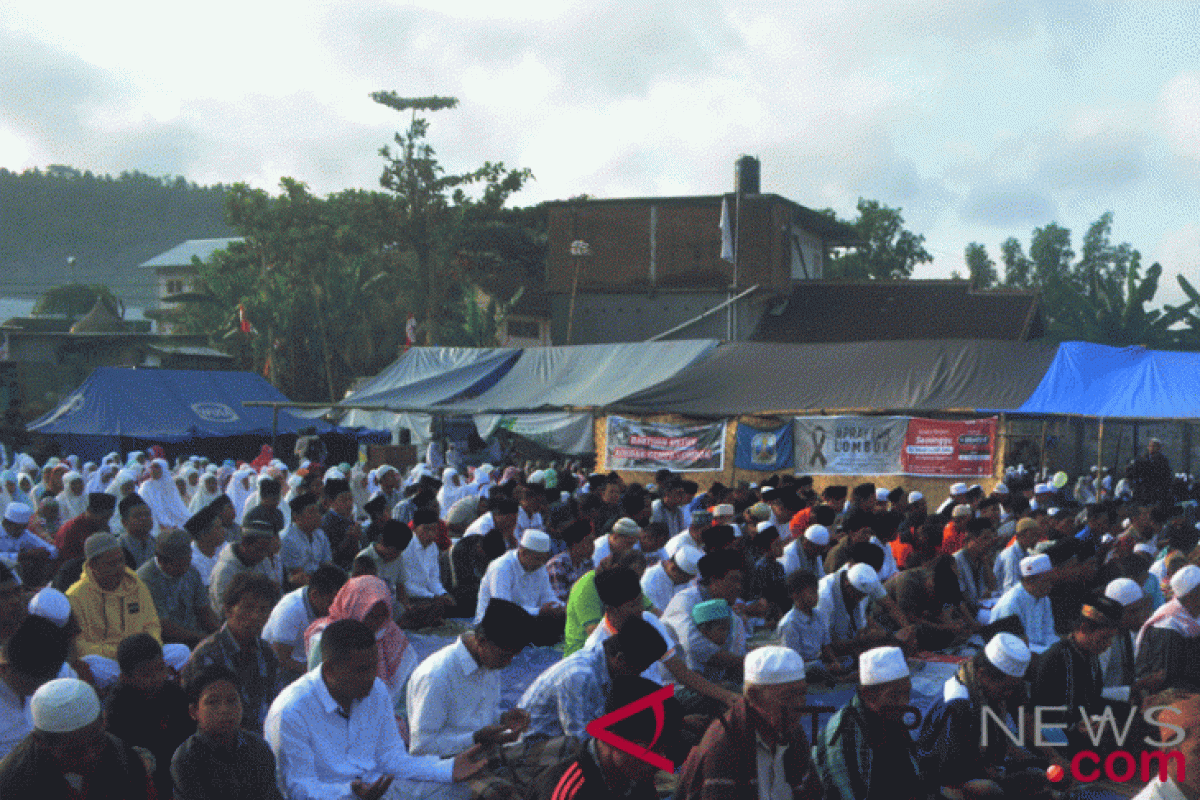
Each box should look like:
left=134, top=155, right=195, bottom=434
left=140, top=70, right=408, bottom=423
left=237, top=304, right=256, bottom=335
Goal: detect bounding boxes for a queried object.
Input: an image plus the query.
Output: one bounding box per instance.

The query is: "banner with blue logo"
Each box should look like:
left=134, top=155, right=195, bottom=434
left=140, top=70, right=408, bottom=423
left=735, top=422, right=794, bottom=471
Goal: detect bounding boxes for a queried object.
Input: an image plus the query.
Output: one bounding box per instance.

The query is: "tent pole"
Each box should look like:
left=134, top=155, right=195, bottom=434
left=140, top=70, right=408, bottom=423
left=1184, top=421, right=1192, bottom=478
left=1039, top=419, right=1049, bottom=477
left=1096, top=418, right=1105, bottom=486
left=271, top=406, right=279, bottom=455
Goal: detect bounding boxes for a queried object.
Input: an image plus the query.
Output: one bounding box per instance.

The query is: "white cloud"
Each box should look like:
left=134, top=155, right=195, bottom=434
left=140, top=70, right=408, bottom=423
left=1158, top=72, right=1200, bottom=163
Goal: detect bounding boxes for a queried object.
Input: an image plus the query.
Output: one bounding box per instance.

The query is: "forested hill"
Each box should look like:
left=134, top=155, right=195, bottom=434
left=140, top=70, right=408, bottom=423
left=0, top=166, right=234, bottom=307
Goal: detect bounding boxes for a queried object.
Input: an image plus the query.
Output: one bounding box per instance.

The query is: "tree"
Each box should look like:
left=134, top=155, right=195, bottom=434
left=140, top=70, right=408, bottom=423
left=31, top=283, right=120, bottom=318
left=371, top=92, right=533, bottom=345
left=988, top=212, right=1199, bottom=348
left=964, top=242, right=997, bottom=289
left=825, top=198, right=932, bottom=280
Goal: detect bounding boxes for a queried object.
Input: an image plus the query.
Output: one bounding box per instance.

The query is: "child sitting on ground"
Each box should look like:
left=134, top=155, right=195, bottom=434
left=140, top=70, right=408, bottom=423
left=777, top=570, right=851, bottom=683
left=171, top=665, right=282, bottom=800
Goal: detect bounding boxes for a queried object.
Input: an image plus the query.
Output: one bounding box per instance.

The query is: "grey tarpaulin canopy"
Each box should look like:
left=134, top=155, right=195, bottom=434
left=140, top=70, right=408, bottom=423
left=613, top=339, right=1060, bottom=417
left=331, top=340, right=720, bottom=453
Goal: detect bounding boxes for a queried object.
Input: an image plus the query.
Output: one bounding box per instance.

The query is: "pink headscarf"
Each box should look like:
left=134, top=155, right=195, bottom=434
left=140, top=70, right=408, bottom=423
left=304, top=576, right=412, bottom=686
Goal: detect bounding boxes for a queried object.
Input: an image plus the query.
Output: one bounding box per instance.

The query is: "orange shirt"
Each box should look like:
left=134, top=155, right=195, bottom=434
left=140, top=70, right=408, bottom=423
left=939, top=521, right=965, bottom=555
left=890, top=539, right=914, bottom=570
left=787, top=508, right=813, bottom=543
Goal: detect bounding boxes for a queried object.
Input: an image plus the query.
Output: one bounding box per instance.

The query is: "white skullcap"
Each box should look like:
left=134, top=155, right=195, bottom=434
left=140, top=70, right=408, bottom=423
left=756, top=521, right=775, bottom=534
left=875, top=488, right=890, bottom=503
left=675, top=546, right=702, bottom=576
left=714, top=504, right=735, bottom=517
left=528, top=470, right=546, bottom=485
left=4, top=502, right=32, bottom=525
left=31, top=678, right=101, bottom=733
left=952, top=504, right=973, bottom=519
left=744, top=646, right=806, bottom=685
left=1171, top=565, right=1200, bottom=598
left=1133, top=542, right=1157, bottom=556
left=611, top=518, right=641, bottom=538
left=374, top=464, right=397, bottom=477
left=907, top=491, right=924, bottom=505
left=950, top=482, right=968, bottom=495
left=29, top=587, right=72, bottom=627
left=993, top=484, right=1010, bottom=495
left=664, top=536, right=684, bottom=559
left=985, top=633, right=1031, bottom=678
left=1020, top=554, right=1052, bottom=577
left=1034, top=483, right=1050, bottom=494
left=1105, top=578, right=1145, bottom=606
left=1029, top=499, right=1040, bottom=511
left=859, top=646, right=909, bottom=686
left=323, top=468, right=345, bottom=482
left=804, top=524, right=830, bottom=546
left=479, top=463, right=495, bottom=475
left=1100, top=533, right=1115, bottom=545
left=847, top=563, right=886, bottom=600
left=520, top=530, right=551, bottom=553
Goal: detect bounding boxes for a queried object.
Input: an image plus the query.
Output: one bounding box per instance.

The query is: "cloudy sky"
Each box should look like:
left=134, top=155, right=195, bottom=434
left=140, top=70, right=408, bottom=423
left=2, top=0, right=1199, bottom=300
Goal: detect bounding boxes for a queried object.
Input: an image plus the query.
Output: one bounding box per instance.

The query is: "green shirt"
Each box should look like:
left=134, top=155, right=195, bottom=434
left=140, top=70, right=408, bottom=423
left=562, top=569, right=652, bottom=657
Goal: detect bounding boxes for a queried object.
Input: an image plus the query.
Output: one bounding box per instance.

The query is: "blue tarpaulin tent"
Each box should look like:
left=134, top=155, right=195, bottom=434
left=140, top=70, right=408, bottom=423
left=28, top=367, right=336, bottom=462
left=989, top=342, right=1200, bottom=419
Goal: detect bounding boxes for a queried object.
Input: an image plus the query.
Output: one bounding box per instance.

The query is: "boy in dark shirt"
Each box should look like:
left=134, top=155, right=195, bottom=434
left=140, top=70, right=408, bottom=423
left=104, top=633, right=195, bottom=798
left=171, top=665, right=282, bottom=800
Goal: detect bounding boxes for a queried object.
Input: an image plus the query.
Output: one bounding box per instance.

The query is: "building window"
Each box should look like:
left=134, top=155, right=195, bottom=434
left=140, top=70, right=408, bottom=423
left=165, top=280, right=185, bottom=295
left=507, top=318, right=540, bottom=339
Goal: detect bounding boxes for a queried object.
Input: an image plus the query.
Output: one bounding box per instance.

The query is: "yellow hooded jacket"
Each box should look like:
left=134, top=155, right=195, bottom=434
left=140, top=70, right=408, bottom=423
left=66, top=564, right=162, bottom=659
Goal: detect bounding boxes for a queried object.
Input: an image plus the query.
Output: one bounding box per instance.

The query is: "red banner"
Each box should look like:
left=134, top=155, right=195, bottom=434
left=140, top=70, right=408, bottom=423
left=902, top=417, right=996, bottom=477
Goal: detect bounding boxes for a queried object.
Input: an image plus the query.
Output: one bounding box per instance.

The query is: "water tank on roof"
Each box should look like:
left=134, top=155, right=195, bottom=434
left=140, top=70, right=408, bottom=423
left=735, top=155, right=760, bottom=194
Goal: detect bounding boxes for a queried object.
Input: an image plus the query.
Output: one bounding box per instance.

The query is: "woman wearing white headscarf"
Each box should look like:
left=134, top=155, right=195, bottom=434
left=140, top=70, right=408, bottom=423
left=106, top=468, right=139, bottom=498
left=349, top=463, right=371, bottom=518
left=176, top=465, right=200, bottom=506
left=85, top=463, right=118, bottom=495
left=55, top=471, right=88, bottom=521
left=469, top=463, right=494, bottom=498
left=224, top=466, right=256, bottom=524
left=188, top=471, right=223, bottom=513
left=435, top=467, right=469, bottom=519
left=137, top=458, right=192, bottom=529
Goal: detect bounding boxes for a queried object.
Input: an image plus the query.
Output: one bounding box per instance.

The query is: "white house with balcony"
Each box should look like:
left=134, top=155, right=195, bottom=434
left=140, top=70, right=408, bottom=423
left=139, top=238, right=242, bottom=332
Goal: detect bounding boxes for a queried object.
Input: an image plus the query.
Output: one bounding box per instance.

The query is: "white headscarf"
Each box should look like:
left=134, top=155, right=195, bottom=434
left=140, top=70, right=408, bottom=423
left=106, top=468, right=139, bottom=498
left=56, top=471, right=88, bottom=520
left=436, top=467, right=468, bottom=518
left=350, top=464, right=371, bottom=517
left=137, top=458, right=192, bottom=529
left=85, top=463, right=118, bottom=495
left=225, top=466, right=256, bottom=524
left=188, top=472, right=223, bottom=513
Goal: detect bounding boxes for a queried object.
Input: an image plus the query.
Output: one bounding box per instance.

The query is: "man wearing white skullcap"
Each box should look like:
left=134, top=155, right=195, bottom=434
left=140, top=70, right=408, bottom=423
left=815, top=646, right=922, bottom=800
left=915, top=633, right=1032, bottom=795
left=677, top=646, right=822, bottom=800
left=640, top=544, right=701, bottom=614
left=816, top=560, right=904, bottom=659
left=1136, top=563, right=1200, bottom=691
left=0, top=503, right=56, bottom=561
left=989, top=553, right=1058, bottom=653
left=781, top=523, right=829, bottom=580
left=1097, top=578, right=1154, bottom=700
left=591, top=516, right=642, bottom=567
left=474, top=529, right=564, bottom=645
left=0, top=676, right=155, bottom=799
left=936, top=482, right=971, bottom=517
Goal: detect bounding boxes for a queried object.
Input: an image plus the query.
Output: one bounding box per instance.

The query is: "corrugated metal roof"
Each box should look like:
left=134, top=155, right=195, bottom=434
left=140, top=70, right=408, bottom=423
left=145, top=344, right=233, bottom=359
left=138, top=238, right=243, bottom=269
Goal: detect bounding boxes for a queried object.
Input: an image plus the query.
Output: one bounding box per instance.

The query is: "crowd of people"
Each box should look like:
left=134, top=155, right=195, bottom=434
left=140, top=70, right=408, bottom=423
left=0, top=438, right=1199, bottom=800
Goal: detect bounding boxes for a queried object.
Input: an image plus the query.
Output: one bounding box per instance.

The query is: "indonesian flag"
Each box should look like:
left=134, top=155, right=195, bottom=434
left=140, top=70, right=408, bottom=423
left=238, top=304, right=256, bottom=335
left=719, top=198, right=734, bottom=263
